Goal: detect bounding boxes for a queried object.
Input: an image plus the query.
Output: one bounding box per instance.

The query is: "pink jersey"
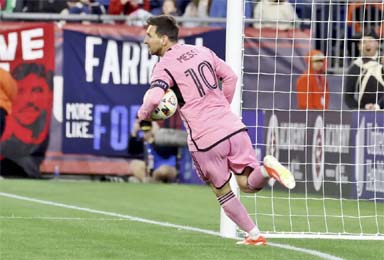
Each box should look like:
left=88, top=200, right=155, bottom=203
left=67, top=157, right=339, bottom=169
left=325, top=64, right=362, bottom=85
left=138, top=43, right=246, bottom=151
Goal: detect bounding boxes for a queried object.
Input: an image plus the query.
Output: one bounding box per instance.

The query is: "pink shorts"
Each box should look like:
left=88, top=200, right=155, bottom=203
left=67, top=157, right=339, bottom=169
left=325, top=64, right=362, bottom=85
left=191, top=131, right=260, bottom=189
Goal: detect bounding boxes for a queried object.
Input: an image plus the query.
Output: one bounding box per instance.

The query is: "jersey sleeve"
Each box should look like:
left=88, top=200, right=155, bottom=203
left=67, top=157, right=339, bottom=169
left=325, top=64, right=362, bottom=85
left=137, top=63, right=174, bottom=120
left=209, top=49, right=238, bottom=103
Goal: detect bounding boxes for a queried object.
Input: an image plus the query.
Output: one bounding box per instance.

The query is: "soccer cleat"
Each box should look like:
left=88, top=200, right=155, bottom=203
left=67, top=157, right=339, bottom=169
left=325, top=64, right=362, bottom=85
left=236, top=235, right=267, bottom=246
left=263, top=155, right=296, bottom=189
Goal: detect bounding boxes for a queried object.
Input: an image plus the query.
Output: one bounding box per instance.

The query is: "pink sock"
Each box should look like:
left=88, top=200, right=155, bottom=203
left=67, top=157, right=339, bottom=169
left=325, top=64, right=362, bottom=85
left=218, top=191, right=255, bottom=233
left=247, top=166, right=269, bottom=191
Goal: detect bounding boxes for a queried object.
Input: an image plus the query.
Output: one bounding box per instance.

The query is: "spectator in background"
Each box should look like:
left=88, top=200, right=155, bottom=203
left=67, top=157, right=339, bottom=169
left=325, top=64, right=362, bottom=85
left=347, top=2, right=383, bottom=36
left=0, top=68, right=18, bottom=138
left=149, top=0, right=162, bottom=14
left=128, top=118, right=178, bottom=183
left=151, top=0, right=189, bottom=15
left=56, top=0, right=104, bottom=24
left=182, top=0, right=209, bottom=28
left=126, top=3, right=152, bottom=26
left=347, top=2, right=383, bottom=58
left=253, top=0, right=299, bottom=30
left=97, top=0, right=110, bottom=10
left=108, top=0, right=151, bottom=25
left=66, top=0, right=91, bottom=15
left=17, top=0, right=68, bottom=13
left=161, top=0, right=179, bottom=16
left=296, top=50, right=329, bottom=110
left=344, top=30, right=384, bottom=110
left=0, top=0, right=16, bottom=12
left=108, top=0, right=150, bottom=15
left=209, top=0, right=253, bottom=27
left=89, top=0, right=107, bottom=15
left=0, top=68, right=17, bottom=179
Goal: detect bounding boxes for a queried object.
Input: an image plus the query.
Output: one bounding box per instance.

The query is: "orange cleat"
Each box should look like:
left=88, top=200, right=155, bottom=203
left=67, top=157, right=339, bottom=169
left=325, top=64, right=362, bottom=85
left=236, top=235, right=267, bottom=246
left=263, top=155, right=296, bottom=190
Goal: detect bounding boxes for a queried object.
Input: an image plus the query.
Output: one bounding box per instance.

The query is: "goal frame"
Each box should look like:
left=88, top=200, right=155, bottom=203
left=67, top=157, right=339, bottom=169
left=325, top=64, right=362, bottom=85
left=222, top=0, right=384, bottom=241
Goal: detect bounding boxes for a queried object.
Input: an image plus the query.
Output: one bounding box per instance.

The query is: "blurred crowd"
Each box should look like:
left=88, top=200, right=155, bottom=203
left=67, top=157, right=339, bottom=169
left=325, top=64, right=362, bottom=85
left=0, top=0, right=310, bottom=29
left=1, top=1, right=382, bottom=35
left=1, top=0, right=383, bottom=110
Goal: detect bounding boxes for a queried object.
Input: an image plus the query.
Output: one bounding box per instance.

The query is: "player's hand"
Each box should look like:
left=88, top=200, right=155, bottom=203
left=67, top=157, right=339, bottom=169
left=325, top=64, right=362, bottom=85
left=364, top=103, right=380, bottom=110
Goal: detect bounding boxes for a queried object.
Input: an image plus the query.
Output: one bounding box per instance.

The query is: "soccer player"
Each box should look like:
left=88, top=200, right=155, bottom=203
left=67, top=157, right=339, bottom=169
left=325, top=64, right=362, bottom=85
left=138, top=15, right=295, bottom=246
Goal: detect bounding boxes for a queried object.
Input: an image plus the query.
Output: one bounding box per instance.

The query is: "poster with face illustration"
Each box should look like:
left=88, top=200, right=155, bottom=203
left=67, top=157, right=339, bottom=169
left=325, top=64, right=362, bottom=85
left=0, top=23, right=54, bottom=177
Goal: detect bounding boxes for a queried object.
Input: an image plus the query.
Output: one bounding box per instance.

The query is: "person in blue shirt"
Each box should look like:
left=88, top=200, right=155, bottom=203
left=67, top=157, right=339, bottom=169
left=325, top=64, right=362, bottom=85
left=128, top=118, right=178, bottom=183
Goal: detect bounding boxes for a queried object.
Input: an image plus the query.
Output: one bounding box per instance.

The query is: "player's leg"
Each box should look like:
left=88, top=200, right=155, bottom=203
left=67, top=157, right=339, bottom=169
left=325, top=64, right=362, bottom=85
left=229, top=131, right=296, bottom=191
left=128, top=159, right=147, bottom=182
left=209, top=182, right=266, bottom=245
left=234, top=167, right=268, bottom=193
left=152, top=165, right=177, bottom=183
left=191, top=140, right=266, bottom=245
left=227, top=131, right=269, bottom=192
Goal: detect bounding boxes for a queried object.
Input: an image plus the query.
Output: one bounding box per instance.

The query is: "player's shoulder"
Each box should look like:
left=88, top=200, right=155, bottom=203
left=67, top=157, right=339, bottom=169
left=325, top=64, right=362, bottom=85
left=188, top=44, right=212, bottom=53
left=348, top=58, right=363, bottom=72
left=152, top=62, right=162, bottom=73
left=176, top=43, right=212, bottom=54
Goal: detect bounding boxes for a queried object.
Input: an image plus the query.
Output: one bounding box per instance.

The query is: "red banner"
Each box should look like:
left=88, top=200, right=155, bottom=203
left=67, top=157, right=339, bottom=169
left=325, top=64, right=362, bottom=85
left=0, top=23, right=55, bottom=178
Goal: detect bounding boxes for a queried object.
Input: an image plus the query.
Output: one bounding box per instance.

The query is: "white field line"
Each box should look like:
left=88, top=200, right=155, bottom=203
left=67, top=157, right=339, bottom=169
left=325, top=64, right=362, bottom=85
left=0, top=192, right=344, bottom=260
left=0, top=216, right=145, bottom=221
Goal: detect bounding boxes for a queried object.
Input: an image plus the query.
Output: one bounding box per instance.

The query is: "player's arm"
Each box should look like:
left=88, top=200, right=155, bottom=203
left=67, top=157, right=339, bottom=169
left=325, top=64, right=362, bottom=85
left=210, top=50, right=238, bottom=103
left=138, top=86, right=165, bottom=120
left=138, top=65, right=173, bottom=120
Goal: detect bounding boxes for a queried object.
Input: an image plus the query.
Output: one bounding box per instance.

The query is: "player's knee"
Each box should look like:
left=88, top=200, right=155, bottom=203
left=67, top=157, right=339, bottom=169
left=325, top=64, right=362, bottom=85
left=235, top=174, right=254, bottom=193
left=129, top=159, right=147, bottom=182
left=237, top=177, right=263, bottom=193
left=153, top=165, right=177, bottom=183
left=241, top=166, right=253, bottom=177
left=210, top=182, right=232, bottom=197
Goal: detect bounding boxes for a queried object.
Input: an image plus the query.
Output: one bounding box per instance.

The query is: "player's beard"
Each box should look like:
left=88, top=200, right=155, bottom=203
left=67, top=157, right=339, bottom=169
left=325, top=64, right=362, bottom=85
left=149, top=44, right=163, bottom=56
left=151, top=49, right=161, bottom=56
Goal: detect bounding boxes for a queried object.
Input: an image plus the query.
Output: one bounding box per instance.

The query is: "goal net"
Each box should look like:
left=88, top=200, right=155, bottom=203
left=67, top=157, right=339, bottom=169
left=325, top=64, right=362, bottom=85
left=225, top=0, right=384, bottom=240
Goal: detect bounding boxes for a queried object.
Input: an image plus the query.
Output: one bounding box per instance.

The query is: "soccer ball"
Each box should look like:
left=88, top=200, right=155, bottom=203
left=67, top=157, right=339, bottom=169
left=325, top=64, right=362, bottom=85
left=149, top=89, right=178, bottom=120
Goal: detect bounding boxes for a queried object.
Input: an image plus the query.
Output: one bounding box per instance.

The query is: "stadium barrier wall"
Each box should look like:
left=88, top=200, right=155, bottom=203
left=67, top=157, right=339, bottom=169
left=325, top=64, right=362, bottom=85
left=243, top=110, right=384, bottom=202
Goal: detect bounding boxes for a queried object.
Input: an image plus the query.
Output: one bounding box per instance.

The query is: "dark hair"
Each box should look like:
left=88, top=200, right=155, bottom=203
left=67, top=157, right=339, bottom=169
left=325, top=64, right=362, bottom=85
left=352, top=29, right=379, bottom=41
left=146, top=15, right=179, bottom=42
left=361, top=29, right=379, bottom=40
left=12, top=63, right=54, bottom=90
left=139, top=120, right=153, bottom=131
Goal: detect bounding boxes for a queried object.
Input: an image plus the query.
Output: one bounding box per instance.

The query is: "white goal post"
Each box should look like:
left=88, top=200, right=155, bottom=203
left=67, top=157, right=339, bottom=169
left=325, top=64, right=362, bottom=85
left=222, top=0, right=384, bottom=241
left=220, top=0, right=244, bottom=239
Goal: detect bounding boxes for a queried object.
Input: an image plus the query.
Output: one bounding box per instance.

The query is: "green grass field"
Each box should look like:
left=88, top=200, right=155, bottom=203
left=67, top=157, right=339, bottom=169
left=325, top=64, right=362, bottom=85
left=0, top=179, right=383, bottom=260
